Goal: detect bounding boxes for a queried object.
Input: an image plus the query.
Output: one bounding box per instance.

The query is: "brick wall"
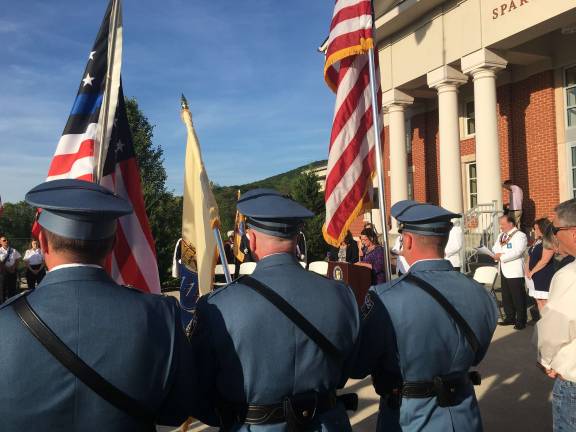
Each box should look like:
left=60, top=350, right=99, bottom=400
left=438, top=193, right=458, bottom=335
left=404, top=70, right=558, bottom=225
left=506, top=70, right=559, bottom=223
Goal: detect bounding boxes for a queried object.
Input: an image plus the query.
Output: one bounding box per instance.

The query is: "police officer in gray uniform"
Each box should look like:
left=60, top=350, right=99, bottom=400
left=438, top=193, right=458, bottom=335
left=0, top=179, right=214, bottom=431
left=349, top=200, right=498, bottom=431
left=191, top=189, right=360, bottom=431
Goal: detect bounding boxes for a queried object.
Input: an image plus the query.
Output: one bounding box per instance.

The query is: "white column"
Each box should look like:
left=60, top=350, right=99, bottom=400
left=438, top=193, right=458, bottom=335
left=462, top=49, right=507, bottom=209
left=382, top=89, right=414, bottom=231
left=382, top=89, right=414, bottom=206
left=427, top=66, right=468, bottom=214
left=388, top=104, right=408, bottom=204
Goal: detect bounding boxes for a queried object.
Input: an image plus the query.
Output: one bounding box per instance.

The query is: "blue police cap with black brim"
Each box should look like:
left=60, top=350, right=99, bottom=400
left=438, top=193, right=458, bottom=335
left=391, top=200, right=460, bottom=236
left=237, top=188, right=314, bottom=238
left=25, top=179, right=133, bottom=241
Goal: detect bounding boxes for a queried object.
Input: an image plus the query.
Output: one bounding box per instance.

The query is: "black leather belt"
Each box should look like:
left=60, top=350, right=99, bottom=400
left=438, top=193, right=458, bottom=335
left=402, top=371, right=480, bottom=398
left=219, top=391, right=358, bottom=427
left=245, top=392, right=336, bottom=424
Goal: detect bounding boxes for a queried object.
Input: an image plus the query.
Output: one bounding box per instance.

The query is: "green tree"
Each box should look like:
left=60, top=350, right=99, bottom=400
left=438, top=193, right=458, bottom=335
left=125, top=97, right=181, bottom=285
left=291, top=171, right=329, bottom=261
left=0, top=201, right=37, bottom=252
left=125, top=98, right=168, bottom=211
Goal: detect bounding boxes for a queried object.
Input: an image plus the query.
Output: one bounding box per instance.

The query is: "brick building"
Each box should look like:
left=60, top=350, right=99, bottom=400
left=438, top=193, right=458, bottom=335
left=339, top=0, right=576, bottom=237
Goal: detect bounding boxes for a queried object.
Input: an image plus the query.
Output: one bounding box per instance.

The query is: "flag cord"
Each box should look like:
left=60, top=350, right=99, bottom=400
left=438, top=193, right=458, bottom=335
left=95, top=0, right=121, bottom=183
left=367, top=46, right=392, bottom=282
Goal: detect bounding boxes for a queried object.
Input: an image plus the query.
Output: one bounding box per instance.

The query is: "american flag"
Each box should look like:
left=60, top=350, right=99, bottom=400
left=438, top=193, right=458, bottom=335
left=323, top=0, right=382, bottom=246
left=44, top=0, right=160, bottom=293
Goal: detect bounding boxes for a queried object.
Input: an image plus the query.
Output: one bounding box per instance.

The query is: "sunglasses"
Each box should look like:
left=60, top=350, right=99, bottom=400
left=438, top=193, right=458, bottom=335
left=550, top=224, right=576, bottom=235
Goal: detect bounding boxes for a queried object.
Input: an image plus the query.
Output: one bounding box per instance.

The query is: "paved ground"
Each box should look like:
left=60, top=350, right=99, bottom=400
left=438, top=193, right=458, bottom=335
left=158, top=322, right=554, bottom=432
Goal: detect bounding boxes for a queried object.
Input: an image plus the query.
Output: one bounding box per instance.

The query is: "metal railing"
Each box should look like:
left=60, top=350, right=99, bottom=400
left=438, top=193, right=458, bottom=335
left=461, top=201, right=502, bottom=274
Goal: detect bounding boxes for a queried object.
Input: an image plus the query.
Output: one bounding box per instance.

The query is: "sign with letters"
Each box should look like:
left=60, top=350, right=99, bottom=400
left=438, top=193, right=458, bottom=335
left=492, top=0, right=530, bottom=20
left=482, top=0, right=573, bottom=47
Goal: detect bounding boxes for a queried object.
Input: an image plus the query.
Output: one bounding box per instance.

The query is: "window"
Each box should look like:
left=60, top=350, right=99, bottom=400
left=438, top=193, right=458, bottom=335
left=465, top=100, right=475, bottom=135
left=566, top=66, right=576, bottom=127
left=407, top=167, right=414, bottom=200
left=405, top=118, right=412, bottom=153
left=570, top=144, right=576, bottom=198
left=467, top=162, right=478, bottom=208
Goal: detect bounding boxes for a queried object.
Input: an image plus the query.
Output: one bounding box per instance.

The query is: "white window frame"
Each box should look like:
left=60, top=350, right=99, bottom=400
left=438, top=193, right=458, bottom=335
left=565, top=65, right=576, bottom=129
left=407, top=166, right=415, bottom=200
left=465, top=161, right=478, bottom=209
left=462, top=99, right=476, bottom=138
left=405, top=118, right=412, bottom=153
left=568, top=143, right=576, bottom=199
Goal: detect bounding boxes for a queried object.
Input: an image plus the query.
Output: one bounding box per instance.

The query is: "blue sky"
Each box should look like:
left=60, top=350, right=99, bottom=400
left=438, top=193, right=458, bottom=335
left=0, top=0, right=335, bottom=203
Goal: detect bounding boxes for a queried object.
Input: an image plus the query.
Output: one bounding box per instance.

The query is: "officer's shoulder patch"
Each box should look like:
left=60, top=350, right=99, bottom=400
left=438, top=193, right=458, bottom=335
left=361, top=291, right=376, bottom=320
left=185, top=308, right=199, bottom=339
left=0, top=291, right=29, bottom=310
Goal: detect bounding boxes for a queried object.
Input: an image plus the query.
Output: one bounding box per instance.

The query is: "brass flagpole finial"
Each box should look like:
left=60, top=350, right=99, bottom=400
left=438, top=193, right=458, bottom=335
left=180, top=94, right=189, bottom=110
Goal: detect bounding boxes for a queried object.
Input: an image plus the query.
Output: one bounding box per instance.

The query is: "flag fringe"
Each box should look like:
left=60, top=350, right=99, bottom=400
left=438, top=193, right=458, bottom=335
left=322, top=169, right=375, bottom=247
left=323, top=37, right=374, bottom=92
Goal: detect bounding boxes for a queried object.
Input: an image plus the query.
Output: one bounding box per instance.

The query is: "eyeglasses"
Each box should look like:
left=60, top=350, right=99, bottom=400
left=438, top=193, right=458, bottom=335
left=550, top=224, right=576, bottom=235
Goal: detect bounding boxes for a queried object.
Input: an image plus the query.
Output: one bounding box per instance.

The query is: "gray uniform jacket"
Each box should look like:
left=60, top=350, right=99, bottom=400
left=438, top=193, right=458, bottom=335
left=349, top=259, right=498, bottom=432
left=191, top=253, right=360, bottom=431
left=0, top=266, right=213, bottom=431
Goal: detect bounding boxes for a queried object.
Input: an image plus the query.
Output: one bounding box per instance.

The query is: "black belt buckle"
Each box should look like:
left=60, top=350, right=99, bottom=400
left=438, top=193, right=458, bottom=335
left=386, top=388, right=402, bottom=410
left=433, top=376, right=457, bottom=408
left=283, top=391, right=318, bottom=432
left=337, top=393, right=358, bottom=411
left=469, top=371, right=481, bottom=386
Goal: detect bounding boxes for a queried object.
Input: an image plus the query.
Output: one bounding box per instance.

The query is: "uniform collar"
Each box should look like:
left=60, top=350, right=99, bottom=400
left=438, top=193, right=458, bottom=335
left=38, top=265, right=113, bottom=289
left=254, top=253, right=300, bottom=271
left=407, top=259, right=453, bottom=272
left=49, top=263, right=103, bottom=272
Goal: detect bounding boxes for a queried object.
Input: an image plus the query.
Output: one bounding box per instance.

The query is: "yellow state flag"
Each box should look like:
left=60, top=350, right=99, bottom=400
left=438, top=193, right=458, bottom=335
left=232, top=190, right=246, bottom=263
left=180, top=95, right=220, bottom=296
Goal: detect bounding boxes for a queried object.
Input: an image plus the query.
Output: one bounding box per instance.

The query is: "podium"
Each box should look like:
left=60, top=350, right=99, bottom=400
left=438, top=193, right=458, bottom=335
left=327, top=262, right=372, bottom=306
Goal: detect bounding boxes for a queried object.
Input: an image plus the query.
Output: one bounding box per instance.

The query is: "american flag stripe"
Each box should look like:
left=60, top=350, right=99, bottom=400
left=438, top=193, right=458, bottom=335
left=326, top=132, right=374, bottom=214
left=70, top=93, right=104, bottom=115
left=42, top=0, right=160, bottom=294
left=48, top=140, right=95, bottom=178
left=328, top=58, right=370, bottom=149
left=330, top=1, right=372, bottom=30
left=323, top=0, right=382, bottom=246
left=99, top=87, right=161, bottom=294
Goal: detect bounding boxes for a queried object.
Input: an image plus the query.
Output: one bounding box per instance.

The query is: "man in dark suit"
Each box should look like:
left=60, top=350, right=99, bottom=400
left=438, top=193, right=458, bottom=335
left=0, top=179, right=214, bottom=431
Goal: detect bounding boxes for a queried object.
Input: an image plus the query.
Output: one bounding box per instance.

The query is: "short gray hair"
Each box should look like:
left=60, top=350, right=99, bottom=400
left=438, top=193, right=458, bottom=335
left=555, top=199, right=576, bottom=226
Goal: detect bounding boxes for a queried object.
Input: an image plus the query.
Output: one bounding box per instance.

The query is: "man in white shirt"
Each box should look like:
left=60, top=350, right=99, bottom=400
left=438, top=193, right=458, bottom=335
left=492, top=214, right=528, bottom=329
left=445, top=221, right=463, bottom=272
left=502, top=180, right=523, bottom=227
left=391, top=235, right=408, bottom=275
left=0, top=236, right=22, bottom=302
left=536, top=198, right=576, bottom=431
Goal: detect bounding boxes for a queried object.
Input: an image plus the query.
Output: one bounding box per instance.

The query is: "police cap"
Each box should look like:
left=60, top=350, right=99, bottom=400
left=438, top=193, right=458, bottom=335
left=237, top=188, right=314, bottom=238
left=25, top=179, right=133, bottom=241
left=391, top=200, right=460, bottom=236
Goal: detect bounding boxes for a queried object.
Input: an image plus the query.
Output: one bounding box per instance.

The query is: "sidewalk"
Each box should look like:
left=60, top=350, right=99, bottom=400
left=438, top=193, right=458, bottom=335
left=159, top=323, right=554, bottom=432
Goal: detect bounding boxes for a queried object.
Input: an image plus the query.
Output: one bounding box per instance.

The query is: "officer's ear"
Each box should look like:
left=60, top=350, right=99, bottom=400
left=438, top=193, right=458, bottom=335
left=402, top=232, right=414, bottom=251
left=38, top=230, right=50, bottom=255
left=247, top=229, right=257, bottom=252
